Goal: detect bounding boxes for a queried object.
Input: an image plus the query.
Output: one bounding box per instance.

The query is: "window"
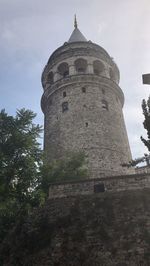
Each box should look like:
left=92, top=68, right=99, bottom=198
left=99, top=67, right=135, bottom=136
left=85, top=122, right=88, bottom=127
left=78, top=68, right=84, bottom=73
left=94, top=69, right=99, bottom=75
left=94, top=183, right=105, bottom=193
left=102, top=88, right=105, bottom=95
left=58, top=62, right=69, bottom=78
left=93, top=60, right=104, bottom=76
left=63, top=91, right=66, bottom=97
left=62, top=102, right=68, bottom=112
left=82, top=87, right=86, bottom=93
left=109, top=68, right=115, bottom=81
left=102, top=100, right=108, bottom=110
left=75, top=58, right=87, bottom=74
left=47, top=71, right=54, bottom=85
left=63, top=71, right=69, bottom=78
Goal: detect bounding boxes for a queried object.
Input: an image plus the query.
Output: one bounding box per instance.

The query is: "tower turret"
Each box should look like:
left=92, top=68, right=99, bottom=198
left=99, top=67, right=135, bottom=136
left=41, top=20, right=133, bottom=177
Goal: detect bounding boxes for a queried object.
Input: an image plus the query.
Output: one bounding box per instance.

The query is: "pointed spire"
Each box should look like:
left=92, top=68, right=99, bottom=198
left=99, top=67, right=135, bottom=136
left=74, top=14, right=78, bottom=29
left=68, top=16, right=87, bottom=43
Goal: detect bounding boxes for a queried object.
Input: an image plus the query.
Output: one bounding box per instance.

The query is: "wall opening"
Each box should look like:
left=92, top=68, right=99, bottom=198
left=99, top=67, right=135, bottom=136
left=93, top=60, right=104, bottom=76
left=102, top=100, right=108, bottom=110
left=47, top=71, right=54, bottom=85
left=82, top=87, right=86, bottom=93
left=75, top=58, right=87, bottom=74
left=58, top=62, right=69, bottom=78
left=102, top=88, right=105, bottom=95
left=109, top=68, right=115, bottom=81
left=62, top=102, right=68, bottom=112
left=94, top=183, right=105, bottom=193
left=49, top=99, right=52, bottom=105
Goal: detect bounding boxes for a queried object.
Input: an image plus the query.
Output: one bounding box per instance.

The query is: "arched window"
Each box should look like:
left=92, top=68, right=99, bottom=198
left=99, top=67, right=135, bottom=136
left=93, top=60, right=104, bottom=76
left=62, top=102, right=68, bottom=112
left=75, top=58, right=87, bottom=74
left=102, top=100, right=108, bottom=110
left=102, top=88, right=105, bottom=95
left=47, top=71, right=54, bottom=85
left=82, top=87, right=86, bottom=93
left=109, top=68, right=115, bottom=81
left=58, top=62, right=69, bottom=78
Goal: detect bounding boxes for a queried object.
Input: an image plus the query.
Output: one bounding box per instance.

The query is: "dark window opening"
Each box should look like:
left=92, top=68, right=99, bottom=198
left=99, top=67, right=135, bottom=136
left=82, top=87, right=86, bottom=93
left=62, top=102, right=68, bottom=112
left=63, top=91, right=66, bottom=97
left=58, top=62, right=69, bottom=79
left=63, top=71, right=69, bottom=78
left=109, top=68, right=115, bottom=80
left=75, top=58, right=87, bottom=74
left=102, top=100, right=108, bottom=110
left=85, top=122, right=88, bottom=127
left=94, top=183, right=105, bottom=193
left=78, top=68, right=84, bottom=73
left=94, top=69, right=100, bottom=75
left=47, top=71, right=54, bottom=85
left=102, top=88, right=105, bottom=94
left=93, top=60, right=104, bottom=76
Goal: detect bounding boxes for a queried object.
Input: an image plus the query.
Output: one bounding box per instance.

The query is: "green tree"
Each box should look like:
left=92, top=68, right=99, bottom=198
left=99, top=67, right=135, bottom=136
left=0, top=109, right=43, bottom=241
left=122, top=97, right=150, bottom=168
left=141, top=97, right=150, bottom=152
left=40, top=152, right=88, bottom=197
left=0, top=108, right=88, bottom=243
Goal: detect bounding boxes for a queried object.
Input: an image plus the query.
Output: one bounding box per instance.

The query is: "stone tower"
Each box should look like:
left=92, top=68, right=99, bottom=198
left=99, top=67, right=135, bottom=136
left=41, top=18, right=132, bottom=178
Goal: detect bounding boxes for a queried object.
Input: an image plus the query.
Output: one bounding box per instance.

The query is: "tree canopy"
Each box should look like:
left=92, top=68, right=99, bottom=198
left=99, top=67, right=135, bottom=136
left=141, top=97, right=150, bottom=152
left=122, top=97, right=150, bottom=168
left=0, top=108, right=88, bottom=243
left=0, top=109, right=43, bottom=242
left=40, top=152, right=88, bottom=196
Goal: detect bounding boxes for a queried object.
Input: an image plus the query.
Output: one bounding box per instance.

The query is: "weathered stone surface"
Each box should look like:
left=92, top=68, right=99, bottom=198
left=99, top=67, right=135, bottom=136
left=48, top=173, right=150, bottom=199
left=2, top=189, right=150, bottom=265
left=41, top=41, right=133, bottom=178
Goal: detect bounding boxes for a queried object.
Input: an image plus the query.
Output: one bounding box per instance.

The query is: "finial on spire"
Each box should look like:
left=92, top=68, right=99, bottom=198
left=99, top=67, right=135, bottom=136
left=74, top=14, right=78, bottom=29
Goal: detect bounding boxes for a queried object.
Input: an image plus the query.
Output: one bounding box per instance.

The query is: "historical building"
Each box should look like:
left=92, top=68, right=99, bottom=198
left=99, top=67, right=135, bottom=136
left=2, top=19, right=150, bottom=266
left=41, top=17, right=133, bottom=178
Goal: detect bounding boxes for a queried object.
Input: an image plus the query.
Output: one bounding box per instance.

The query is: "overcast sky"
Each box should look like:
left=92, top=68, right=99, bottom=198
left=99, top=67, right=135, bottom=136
left=0, top=0, right=150, bottom=159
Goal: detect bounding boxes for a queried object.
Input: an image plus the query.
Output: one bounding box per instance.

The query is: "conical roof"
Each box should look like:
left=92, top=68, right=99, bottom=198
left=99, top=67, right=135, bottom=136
left=68, top=16, right=87, bottom=43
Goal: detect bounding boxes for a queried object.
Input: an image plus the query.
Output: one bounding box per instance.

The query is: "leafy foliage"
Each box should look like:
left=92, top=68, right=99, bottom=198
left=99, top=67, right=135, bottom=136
left=0, top=109, right=43, bottom=242
left=122, top=97, right=150, bottom=168
left=0, top=108, right=88, bottom=246
left=40, top=152, right=88, bottom=197
left=141, top=98, right=150, bottom=151
left=122, top=154, right=149, bottom=168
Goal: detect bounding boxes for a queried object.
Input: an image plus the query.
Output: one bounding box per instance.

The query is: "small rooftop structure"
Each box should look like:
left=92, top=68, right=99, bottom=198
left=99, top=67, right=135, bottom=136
left=142, top=73, right=150, bottom=85
left=68, top=15, right=87, bottom=43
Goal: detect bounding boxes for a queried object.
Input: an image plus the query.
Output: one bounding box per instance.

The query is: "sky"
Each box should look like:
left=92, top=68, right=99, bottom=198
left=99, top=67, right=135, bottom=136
left=0, top=0, right=150, bottom=160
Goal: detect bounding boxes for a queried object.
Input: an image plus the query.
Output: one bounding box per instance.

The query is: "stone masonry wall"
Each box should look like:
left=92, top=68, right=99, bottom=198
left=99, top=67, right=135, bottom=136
left=41, top=41, right=133, bottom=178
left=2, top=188, right=150, bottom=265
left=43, top=74, right=133, bottom=177
left=49, top=173, right=150, bottom=199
